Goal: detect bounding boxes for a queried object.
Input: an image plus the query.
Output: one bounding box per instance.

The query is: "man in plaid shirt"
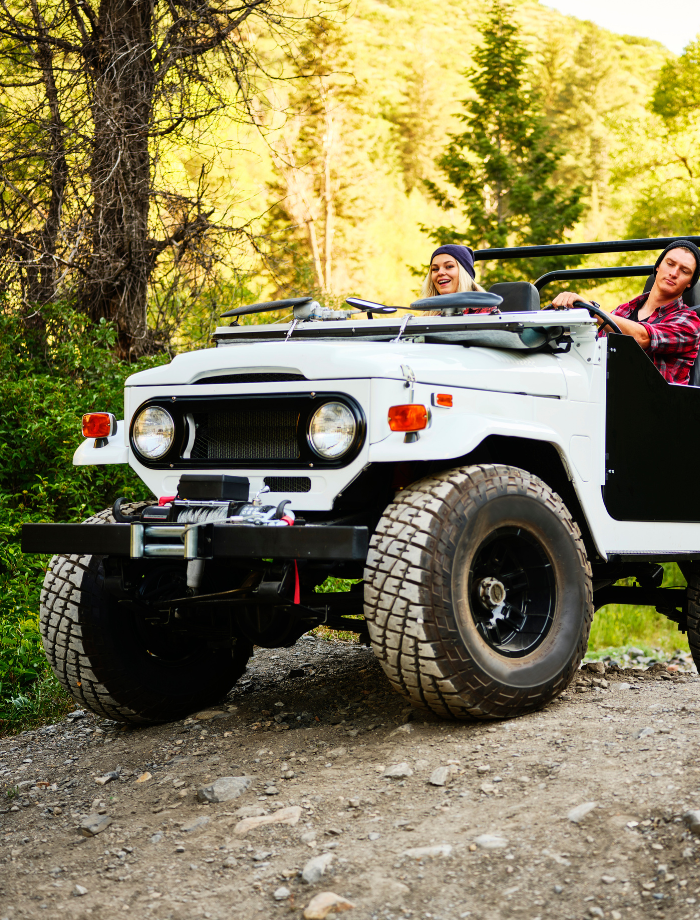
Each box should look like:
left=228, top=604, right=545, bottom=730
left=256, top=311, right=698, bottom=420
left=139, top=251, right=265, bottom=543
left=551, top=240, right=700, bottom=385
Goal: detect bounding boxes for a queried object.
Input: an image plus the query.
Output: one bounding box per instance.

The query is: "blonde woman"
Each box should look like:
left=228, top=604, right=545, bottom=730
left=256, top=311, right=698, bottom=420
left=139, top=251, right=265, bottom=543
left=420, top=245, right=498, bottom=314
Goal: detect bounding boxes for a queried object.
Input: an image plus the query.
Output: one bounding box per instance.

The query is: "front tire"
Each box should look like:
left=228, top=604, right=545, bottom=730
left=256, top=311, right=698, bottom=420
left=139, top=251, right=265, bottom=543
left=39, top=505, right=252, bottom=724
left=363, top=464, right=593, bottom=719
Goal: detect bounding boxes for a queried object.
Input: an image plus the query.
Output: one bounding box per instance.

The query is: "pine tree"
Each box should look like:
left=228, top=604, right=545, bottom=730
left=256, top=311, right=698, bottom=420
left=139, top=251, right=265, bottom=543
left=425, top=0, right=584, bottom=285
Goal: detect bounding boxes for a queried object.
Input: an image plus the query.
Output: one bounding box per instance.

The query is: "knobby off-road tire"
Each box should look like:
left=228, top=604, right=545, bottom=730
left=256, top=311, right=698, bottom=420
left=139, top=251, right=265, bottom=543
left=363, top=464, right=593, bottom=720
left=39, top=504, right=252, bottom=724
left=681, top=563, right=700, bottom=672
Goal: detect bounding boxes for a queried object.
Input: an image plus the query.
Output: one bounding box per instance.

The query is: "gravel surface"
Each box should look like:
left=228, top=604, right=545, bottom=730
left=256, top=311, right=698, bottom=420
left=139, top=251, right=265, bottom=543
left=2, top=635, right=700, bottom=919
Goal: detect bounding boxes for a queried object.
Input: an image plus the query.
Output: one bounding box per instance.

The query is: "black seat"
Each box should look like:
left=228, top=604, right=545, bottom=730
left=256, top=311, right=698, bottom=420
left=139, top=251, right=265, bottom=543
left=488, top=282, right=539, bottom=312
left=642, top=274, right=700, bottom=386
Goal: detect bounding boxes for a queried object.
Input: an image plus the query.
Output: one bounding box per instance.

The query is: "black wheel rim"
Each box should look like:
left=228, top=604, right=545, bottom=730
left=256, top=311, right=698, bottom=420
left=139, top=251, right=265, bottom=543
left=131, top=564, right=206, bottom=663
left=468, top=526, right=556, bottom=658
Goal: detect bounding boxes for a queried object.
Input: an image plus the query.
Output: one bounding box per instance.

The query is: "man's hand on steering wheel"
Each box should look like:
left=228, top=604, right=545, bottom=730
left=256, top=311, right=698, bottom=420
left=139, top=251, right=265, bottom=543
left=550, top=291, right=592, bottom=310
left=547, top=291, right=623, bottom=335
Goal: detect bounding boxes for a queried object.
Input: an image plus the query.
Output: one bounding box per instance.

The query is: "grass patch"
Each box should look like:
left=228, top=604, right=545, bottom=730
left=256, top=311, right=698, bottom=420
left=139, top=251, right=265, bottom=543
left=312, top=576, right=364, bottom=643
left=589, top=563, right=690, bottom=656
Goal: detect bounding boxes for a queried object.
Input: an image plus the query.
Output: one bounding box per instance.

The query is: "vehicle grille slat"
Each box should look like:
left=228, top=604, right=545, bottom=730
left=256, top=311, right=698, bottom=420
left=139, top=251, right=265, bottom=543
left=264, top=476, right=311, bottom=493
left=191, top=409, right=300, bottom=461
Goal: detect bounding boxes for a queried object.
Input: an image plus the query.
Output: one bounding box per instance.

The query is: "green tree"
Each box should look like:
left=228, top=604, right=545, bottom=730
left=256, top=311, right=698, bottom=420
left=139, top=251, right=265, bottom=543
left=262, top=17, right=364, bottom=299
left=611, top=36, right=700, bottom=244
left=424, top=0, right=584, bottom=285
left=0, top=0, right=288, bottom=357
left=651, top=37, right=700, bottom=123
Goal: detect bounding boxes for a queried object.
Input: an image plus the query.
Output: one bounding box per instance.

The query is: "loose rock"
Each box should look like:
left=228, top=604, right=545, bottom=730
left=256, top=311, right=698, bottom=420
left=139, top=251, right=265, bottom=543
left=78, top=814, right=113, bottom=837
left=302, top=852, right=335, bottom=884
left=383, top=762, right=413, bottom=779
left=197, top=775, right=252, bottom=803
left=403, top=844, right=452, bottom=859
left=274, top=886, right=291, bottom=901
left=236, top=805, right=266, bottom=818
left=303, top=892, right=355, bottom=919
left=429, top=766, right=450, bottom=787
left=182, top=816, right=210, bottom=833
left=473, top=834, right=508, bottom=849
left=567, top=802, right=597, bottom=823
left=94, top=771, right=119, bottom=786
left=683, top=810, right=700, bottom=834
left=72, top=885, right=88, bottom=897
left=135, top=772, right=152, bottom=784
left=234, top=805, right=302, bottom=837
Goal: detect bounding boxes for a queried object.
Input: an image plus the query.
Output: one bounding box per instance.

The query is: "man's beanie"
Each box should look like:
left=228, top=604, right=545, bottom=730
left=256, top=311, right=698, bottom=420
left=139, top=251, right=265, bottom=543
left=430, top=244, right=476, bottom=280
left=654, top=239, right=700, bottom=295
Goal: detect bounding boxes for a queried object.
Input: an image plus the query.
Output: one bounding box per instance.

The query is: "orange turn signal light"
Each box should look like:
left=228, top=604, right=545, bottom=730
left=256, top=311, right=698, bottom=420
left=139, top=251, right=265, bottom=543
left=432, top=393, right=453, bottom=408
left=388, top=404, right=429, bottom=432
left=82, top=412, right=116, bottom=438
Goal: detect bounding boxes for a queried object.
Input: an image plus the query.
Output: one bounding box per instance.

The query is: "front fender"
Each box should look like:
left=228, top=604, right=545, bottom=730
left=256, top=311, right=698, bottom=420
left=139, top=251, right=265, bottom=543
left=73, top=420, right=129, bottom=466
left=368, top=385, right=562, bottom=461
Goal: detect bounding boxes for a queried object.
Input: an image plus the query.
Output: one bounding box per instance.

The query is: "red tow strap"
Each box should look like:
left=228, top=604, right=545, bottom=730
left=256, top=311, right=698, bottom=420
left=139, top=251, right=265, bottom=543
left=293, top=559, right=300, bottom=605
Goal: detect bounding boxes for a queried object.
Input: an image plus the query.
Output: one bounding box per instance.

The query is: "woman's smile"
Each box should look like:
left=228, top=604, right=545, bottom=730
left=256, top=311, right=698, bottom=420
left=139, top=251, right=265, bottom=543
left=430, top=254, right=460, bottom=295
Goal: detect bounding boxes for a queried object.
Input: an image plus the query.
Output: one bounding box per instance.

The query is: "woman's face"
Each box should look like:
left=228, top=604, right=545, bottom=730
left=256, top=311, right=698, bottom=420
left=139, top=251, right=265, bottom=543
left=430, top=254, right=460, bottom=294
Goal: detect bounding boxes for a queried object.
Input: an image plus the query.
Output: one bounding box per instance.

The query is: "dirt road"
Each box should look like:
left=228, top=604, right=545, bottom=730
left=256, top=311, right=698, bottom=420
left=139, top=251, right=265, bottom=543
left=2, top=636, right=700, bottom=920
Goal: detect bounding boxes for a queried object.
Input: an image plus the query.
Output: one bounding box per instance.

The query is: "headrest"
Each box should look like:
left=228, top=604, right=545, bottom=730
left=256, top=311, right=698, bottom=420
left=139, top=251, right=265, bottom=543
left=487, top=282, right=540, bottom=312
left=643, top=273, right=700, bottom=308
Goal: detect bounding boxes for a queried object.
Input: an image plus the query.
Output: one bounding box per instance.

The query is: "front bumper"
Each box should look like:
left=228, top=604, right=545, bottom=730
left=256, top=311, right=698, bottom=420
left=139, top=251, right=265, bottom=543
left=21, top=522, right=369, bottom=562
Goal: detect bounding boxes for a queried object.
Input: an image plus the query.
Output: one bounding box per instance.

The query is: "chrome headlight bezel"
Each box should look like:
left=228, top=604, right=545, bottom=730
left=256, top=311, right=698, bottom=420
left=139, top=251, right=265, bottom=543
left=131, top=405, right=176, bottom=461
left=306, top=400, right=362, bottom=461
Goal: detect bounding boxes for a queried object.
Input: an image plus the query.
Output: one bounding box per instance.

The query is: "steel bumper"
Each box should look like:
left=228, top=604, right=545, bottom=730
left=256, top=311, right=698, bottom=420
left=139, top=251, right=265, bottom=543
left=21, top=522, right=369, bottom=562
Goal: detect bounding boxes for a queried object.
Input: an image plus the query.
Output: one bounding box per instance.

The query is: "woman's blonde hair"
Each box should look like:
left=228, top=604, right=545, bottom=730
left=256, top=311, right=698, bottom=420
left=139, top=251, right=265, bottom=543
left=419, top=261, right=485, bottom=298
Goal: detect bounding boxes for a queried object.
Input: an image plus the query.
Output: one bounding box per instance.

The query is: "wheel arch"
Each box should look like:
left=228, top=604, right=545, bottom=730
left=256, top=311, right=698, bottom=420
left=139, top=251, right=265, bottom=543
left=395, top=434, right=598, bottom=564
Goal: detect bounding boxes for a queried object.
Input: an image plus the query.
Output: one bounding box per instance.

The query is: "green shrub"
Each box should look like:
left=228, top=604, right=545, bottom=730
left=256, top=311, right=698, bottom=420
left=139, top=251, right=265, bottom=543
left=0, top=304, right=167, bottom=734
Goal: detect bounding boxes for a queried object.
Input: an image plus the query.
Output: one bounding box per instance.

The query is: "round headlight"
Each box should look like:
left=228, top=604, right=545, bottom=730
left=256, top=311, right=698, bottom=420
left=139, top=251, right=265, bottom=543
left=308, top=402, right=357, bottom=459
left=132, top=406, right=175, bottom=460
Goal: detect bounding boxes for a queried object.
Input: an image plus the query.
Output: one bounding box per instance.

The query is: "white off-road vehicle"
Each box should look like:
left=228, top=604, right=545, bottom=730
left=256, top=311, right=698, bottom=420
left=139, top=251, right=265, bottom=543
left=22, top=237, right=700, bottom=724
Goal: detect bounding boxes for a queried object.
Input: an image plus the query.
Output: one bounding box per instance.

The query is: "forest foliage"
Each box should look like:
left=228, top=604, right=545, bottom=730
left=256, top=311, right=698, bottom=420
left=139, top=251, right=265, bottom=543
left=1, top=0, right=692, bottom=334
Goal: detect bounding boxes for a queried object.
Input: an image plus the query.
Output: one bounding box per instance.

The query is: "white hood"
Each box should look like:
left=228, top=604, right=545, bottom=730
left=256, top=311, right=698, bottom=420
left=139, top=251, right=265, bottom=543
left=126, top=339, right=567, bottom=397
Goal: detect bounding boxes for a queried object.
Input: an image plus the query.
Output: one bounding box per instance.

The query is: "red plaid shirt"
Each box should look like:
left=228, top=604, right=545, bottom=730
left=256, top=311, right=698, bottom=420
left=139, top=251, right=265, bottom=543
left=611, top=293, right=700, bottom=385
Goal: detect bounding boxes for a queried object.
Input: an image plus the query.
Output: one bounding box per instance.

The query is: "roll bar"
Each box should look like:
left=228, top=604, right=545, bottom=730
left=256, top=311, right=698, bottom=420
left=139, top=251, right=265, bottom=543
left=473, top=236, right=700, bottom=262
left=472, top=235, right=700, bottom=294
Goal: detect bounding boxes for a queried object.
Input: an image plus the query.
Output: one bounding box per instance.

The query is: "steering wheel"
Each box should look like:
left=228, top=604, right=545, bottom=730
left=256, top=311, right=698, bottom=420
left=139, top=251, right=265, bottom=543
left=544, top=299, right=623, bottom=336
left=572, top=300, right=623, bottom=335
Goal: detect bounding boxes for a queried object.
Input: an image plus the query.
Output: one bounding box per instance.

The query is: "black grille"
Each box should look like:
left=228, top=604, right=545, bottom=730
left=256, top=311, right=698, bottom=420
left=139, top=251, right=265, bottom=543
left=264, top=476, right=312, bottom=493
left=191, top=408, right=300, bottom=461
left=195, top=372, right=307, bottom=384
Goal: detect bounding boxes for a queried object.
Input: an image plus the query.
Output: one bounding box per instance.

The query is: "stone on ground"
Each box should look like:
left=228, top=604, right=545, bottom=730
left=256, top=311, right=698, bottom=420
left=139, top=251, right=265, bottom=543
left=196, top=775, right=252, bottom=803
left=303, top=892, right=355, bottom=919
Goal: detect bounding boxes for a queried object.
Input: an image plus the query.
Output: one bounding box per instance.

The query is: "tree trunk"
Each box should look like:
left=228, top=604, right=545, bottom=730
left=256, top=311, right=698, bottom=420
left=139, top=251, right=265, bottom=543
left=306, top=218, right=325, bottom=292
left=322, top=95, right=334, bottom=295
left=28, top=0, right=68, bottom=309
left=80, top=0, right=157, bottom=358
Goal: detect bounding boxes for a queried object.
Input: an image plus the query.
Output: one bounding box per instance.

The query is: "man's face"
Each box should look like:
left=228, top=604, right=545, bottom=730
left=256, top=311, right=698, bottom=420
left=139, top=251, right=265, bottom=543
left=655, top=248, right=696, bottom=300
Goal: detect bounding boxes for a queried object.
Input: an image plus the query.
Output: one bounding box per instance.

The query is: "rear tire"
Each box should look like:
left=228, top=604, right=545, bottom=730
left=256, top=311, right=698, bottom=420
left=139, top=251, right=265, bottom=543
left=682, top=563, right=700, bottom=671
left=39, top=505, right=252, bottom=724
left=363, top=464, right=593, bottom=719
